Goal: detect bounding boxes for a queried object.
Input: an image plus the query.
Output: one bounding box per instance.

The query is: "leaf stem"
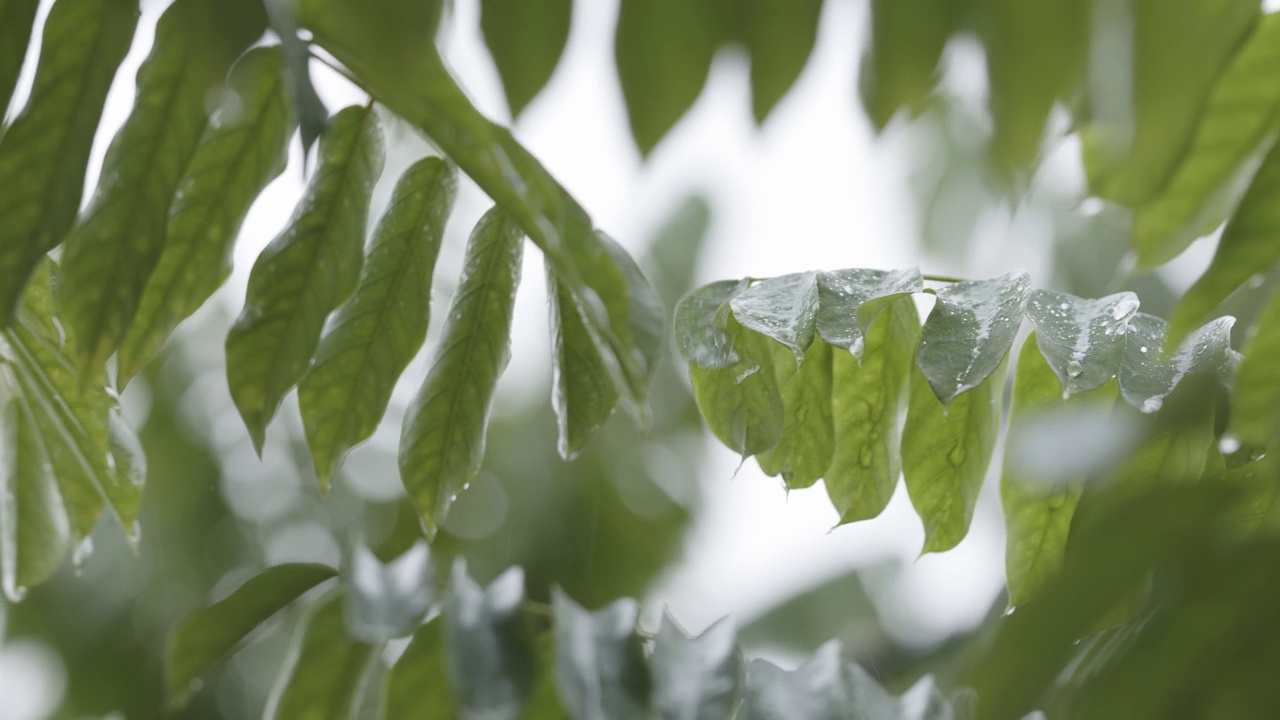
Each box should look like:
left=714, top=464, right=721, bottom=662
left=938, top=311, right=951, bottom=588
left=923, top=273, right=967, bottom=284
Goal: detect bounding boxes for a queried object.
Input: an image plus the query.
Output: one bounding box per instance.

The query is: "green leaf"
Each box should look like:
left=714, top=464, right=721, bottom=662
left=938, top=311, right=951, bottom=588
left=344, top=542, right=435, bottom=642
left=1100, top=401, right=1216, bottom=499
left=858, top=0, right=958, bottom=130
left=1118, top=313, right=1233, bottom=414
left=445, top=563, right=538, bottom=719
left=0, top=0, right=138, bottom=323
left=225, top=104, right=384, bottom=451
left=903, top=357, right=1007, bottom=554
left=1023, top=289, right=1138, bottom=397
left=59, top=0, right=266, bottom=377
left=265, top=0, right=328, bottom=154
left=742, top=642, right=897, bottom=720
left=553, top=588, right=651, bottom=720
left=118, top=46, right=293, bottom=387
left=756, top=340, right=833, bottom=490
left=825, top=297, right=919, bottom=524
left=383, top=616, right=454, bottom=719
left=676, top=279, right=751, bottom=370
left=399, top=208, right=523, bottom=536
left=743, top=0, right=823, bottom=123
left=266, top=591, right=381, bottom=720
left=729, top=272, right=820, bottom=361
left=1132, top=13, right=1280, bottom=268
left=1224, top=450, right=1280, bottom=534
left=481, top=0, right=571, bottom=117
left=165, top=563, right=338, bottom=708
left=916, top=271, right=1029, bottom=406
left=689, top=317, right=785, bottom=459
left=651, top=614, right=743, bottom=720
left=814, top=267, right=923, bottom=356
left=1081, top=0, right=1258, bottom=207
left=1232, top=291, right=1280, bottom=444
left=298, top=157, right=455, bottom=489
left=549, top=263, right=621, bottom=460
left=0, top=0, right=39, bottom=114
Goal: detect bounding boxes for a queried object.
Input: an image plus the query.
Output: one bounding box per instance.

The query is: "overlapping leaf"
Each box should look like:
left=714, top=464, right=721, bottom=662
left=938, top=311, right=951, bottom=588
left=266, top=591, right=381, bottom=720
left=756, top=340, right=833, bottom=489
left=1024, top=289, right=1138, bottom=397
left=344, top=542, right=435, bottom=642
left=548, top=263, right=621, bottom=460
left=730, top=272, right=820, bottom=360
left=858, top=0, right=957, bottom=130
left=481, top=0, right=571, bottom=118
left=553, top=589, right=651, bottom=720
left=814, top=267, right=923, bottom=356
left=445, top=564, right=538, bottom=719
left=264, top=0, right=328, bottom=154
left=1117, top=313, right=1233, bottom=414
left=651, top=615, right=742, bottom=720
left=383, top=617, right=453, bottom=718
left=1231, top=290, right=1280, bottom=444
left=0, top=0, right=39, bottom=114
left=689, top=318, right=785, bottom=460
left=741, top=641, right=896, bottom=720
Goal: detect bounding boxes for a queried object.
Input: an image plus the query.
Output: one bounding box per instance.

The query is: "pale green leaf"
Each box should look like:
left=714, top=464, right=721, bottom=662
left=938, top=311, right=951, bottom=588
left=118, top=46, right=293, bottom=386
left=383, top=616, right=454, bottom=719
left=742, top=642, right=896, bottom=720
left=676, top=279, right=751, bottom=370
left=1096, top=401, right=1216, bottom=500
left=552, top=588, right=651, bottom=720
left=917, top=271, right=1029, bottom=406
left=0, top=0, right=39, bottom=114
left=225, top=104, right=384, bottom=451
left=549, top=262, right=621, bottom=460
left=1118, top=313, right=1233, bottom=414
left=744, top=0, right=823, bottom=123
left=903, top=358, right=1006, bottom=554
left=729, top=272, right=819, bottom=360
left=689, top=317, right=785, bottom=459
left=165, top=563, right=338, bottom=708
left=825, top=297, right=919, bottom=524
left=266, top=591, right=381, bottom=720
left=1133, top=13, right=1280, bottom=268
left=399, top=208, right=523, bottom=535
left=344, top=542, right=434, bottom=642
left=1024, top=289, right=1138, bottom=396
left=756, top=339, right=833, bottom=490
left=858, top=0, right=958, bottom=130
left=0, top=0, right=138, bottom=322
left=1232, top=291, right=1280, bottom=444
left=298, top=157, right=455, bottom=489
left=481, top=0, right=571, bottom=117
left=814, top=267, right=923, bottom=356
left=446, top=563, right=538, bottom=719
left=651, top=614, right=743, bottom=720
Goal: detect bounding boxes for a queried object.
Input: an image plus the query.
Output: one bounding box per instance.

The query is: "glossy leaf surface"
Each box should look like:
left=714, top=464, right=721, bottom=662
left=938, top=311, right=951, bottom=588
left=481, top=0, right=571, bottom=117
left=1024, top=289, right=1138, bottom=396
left=676, top=279, right=750, bottom=370
left=729, top=272, right=820, bottom=360
left=651, top=614, right=742, bottom=720
left=553, top=589, right=651, bottom=720
left=445, top=564, right=537, bottom=719
left=742, top=641, right=896, bottom=720
left=1118, top=313, right=1233, bottom=414
left=814, top=267, right=923, bottom=356
left=548, top=263, right=620, bottom=460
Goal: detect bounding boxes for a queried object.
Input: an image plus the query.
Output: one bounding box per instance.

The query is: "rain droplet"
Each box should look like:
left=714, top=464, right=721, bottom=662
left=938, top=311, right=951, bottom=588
left=1139, top=346, right=1148, bottom=353
left=859, top=446, right=873, bottom=468
left=734, top=364, right=760, bottom=383
left=947, top=443, right=967, bottom=465
left=1111, top=297, right=1139, bottom=320
left=1066, top=360, right=1083, bottom=378
left=1141, top=396, right=1163, bottom=413
left=1219, top=434, right=1242, bottom=455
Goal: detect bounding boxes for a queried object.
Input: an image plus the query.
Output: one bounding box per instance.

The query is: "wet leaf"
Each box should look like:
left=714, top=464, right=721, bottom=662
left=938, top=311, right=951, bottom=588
left=730, top=272, right=820, bottom=360
left=1024, top=289, right=1138, bottom=397
left=266, top=591, right=381, bottom=720
left=689, top=316, right=785, bottom=459
left=119, top=46, right=293, bottom=386
left=676, top=279, right=751, bottom=370
left=858, top=0, right=958, bottom=130
left=481, top=0, right=571, bottom=117
left=651, top=614, right=743, bottom=720
left=383, top=616, right=454, bottom=718
left=756, top=340, right=833, bottom=490
left=344, top=542, right=435, bottom=642
left=742, top=641, right=896, bottom=720
left=298, top=157, right=455, bottom=489
left=0, top=0, right=39, bottom=114
left=553, top=589, right=651, bottom=720
left=548, top=262, right=621, bottom=460
left=445, top=563, right=538, bottom=719
left=814, top=267, right=923, bottom=357
left=1232, top=291, right=1280, bottom=444
left=1118, top=313, right=1233, bottom=415
left=744, top=0, right=823, bottom=123
left=225, top=104, right=384, bottom=451
left=399, top=208, right=523, bottom=536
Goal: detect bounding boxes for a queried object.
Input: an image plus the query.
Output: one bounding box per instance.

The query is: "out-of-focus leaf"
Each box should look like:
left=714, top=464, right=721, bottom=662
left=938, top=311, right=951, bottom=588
left=481, top=0, right=571, bottom=118
left=59, top=0, right=266, bottom=376
left=689, top=317, right=785, bottom=459
left=225, top=104, right=384, bottom=451
left=651, top=614, right=743, bottom=720
left=526, top=631, right=569, bottom=717
left=1117, top=313, right=1233, bottom=414
left=917, top=271, right=1029, bottom=406
left=903, top=358, right=1006, bottom=554
left=399, top=208, right=523, bottom=536
left=445, top=563, right=537, bottom=719
left=383, top=616, right=453, bottom=718
left=730, top=272, right=820, bottom=361
left=756, top=340, right=833, bottom=489
left=676, top=279, right=750, bottom=370
left=814, top=267, right=922, bottom=357
left=553, top=589, right=651, bottom=720
left=298, top=157, right=455, bottom=489
left=266, top=591, right=381, bottom=720
left=1024, top=289, right=1138, bottom=397
left=1082, top=0, right=1258, bottom=207
left=265, top=0, right=327, bottom=154
left=344, top=542, right=434, bottom=642
left=742, top=641, right=896, bottom=720
left=858, top=0, right=957, bottom=130
left=0, top=0, right=39, bottom=114
left=549, top=263, right=620, bottom=460
left=119, top=46, right=293, bottom=386
left=743, top=0, right=823, bottom=123
left=1231, top=291, right=1280, bottom=445
left=1225, top=450, right=1280, bottom=534
left=165, top=563, right=338, bottom=708
left=644, top=195, right=713, bottom=309
left=598, top=233, right=666, bottom=420
left=826, top=297, right=919, bottom=524
left=1132, top=14, right=1280, bottom=268
left=0, top=0, right=137, bottom=322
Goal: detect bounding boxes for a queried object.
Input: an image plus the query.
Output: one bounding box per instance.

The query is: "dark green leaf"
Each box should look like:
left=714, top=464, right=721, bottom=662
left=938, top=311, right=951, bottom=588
left=599, top=234, right=666, bottom=415
left=59, top=0, right=266, bottom=377
left=446, top=563, right=538, bottom=719
left=481, top=0, right=572, bottom=117
left=814, top=267, right=923, bottom=356
left=858, top=0, right=957, bottom=130
left=742, top=641, right=896, bottom=720
left=553, top=588, right=651, bottom=720
left=399, top=208, right=523, bottom=535
left=266, top=591, right=381, bottom=720
left=743, top=0, right=823, bottom=123
left=676, top=279, right=751, bottom=370
left=165, top=563, right=338, bottom=708
left=730, top=272, right=820, bottom=361
left=118, top=46, right=293, bottom=386
left=265, top=0, right=328, bottom=154
left=651, top=614, right=742, bottom=720
left=1024, top=289, right=1138, bottom=397
left=0, top=0, right=138, bottom=322
left=549, top=262, right=621, bottom=460
left=903, top=358, right=1006, bottom=554
left=383, top=616, right=454, bottom=719
left=298, top=157, right=455, bottom=489
left=0, top=0, right=39, bottom=114
left=1132, top=13, right=1280, bottom=268
left=1231, top=290, right=1280, bottom=445
left=916, top=271, right=1029, bottom=406
left=225, top=104, right=384, bottom=451
left=756, top=339, right=833, bottom=489
left=1118, top=313, right=1233, bottom=414
left=825, top=297, right=919, bottom=524
left=1224, top=450, right=1280, bottom=534
left=689, top=317, right=785, bottom=459
left=344, top=542, right=434, bottom=642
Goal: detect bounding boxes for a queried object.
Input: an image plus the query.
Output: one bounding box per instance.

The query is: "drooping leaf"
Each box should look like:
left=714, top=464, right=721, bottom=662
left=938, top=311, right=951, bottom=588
left=689, top=318, right=785, bottom=459
left=0, top=0, right=39, bottom=114
left=1232, top=291, right=1280, bottom=445
left=1023, top=289, right=1138, bottom=397
left=399, top=208, right=523, bottom=536
left=858, top=0, right=958, bottom=130
left=445, top=563, right=538, bottom=719
left=225, top=104, right=384, bottom=451
left=480, top=0, right=572, bottom=117
left=548, top=263, right=621, bottom=460
left=344, top=542, right=435, bottom=642
left=298, top=157, right=455, bottom=489
left=264, top=0, right=328, bottom=154
left=1133, top=13, right=1280, bottom=268
left=743, top=0, right=823, bottom=123
left=814, top=267, right=923, bottom=357
left=552, top=589, right=651, bottom=720
left=676, top=279, right=751, bottom=370
left=0, top=0, right=138, bottom=322
left=1081, top=0, right=1258, bottom=207
left=266, top=591, right=381, bottom=720
left=650, top=614, right=743, bottom=720
left=1101, top=402, right=1216, bottom=498
left=383, top=616, right=454, bottom=719
left=756, top=339, right=833, bottom=489
left=742, top=641, right=897, bottom=720
left=118, top=46, right=294, bottom=386
left=729, top=272, right=820, bottom=361
left=1118, top=313, right=1233, bottom=415
left=916, top=271, right=1029, bottom=406
left=903, top=358, right=1007, bottom=554
left=59, top=0, right=267, bottom=377
left=825, top=297, right=919, bottom=524
left=599, top=234, right=666, bottom=414
left=165, top=563, right=338, bottom=708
